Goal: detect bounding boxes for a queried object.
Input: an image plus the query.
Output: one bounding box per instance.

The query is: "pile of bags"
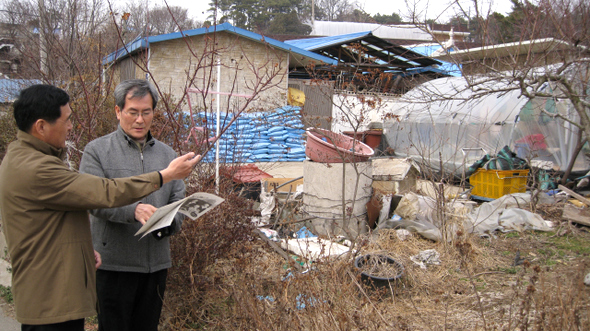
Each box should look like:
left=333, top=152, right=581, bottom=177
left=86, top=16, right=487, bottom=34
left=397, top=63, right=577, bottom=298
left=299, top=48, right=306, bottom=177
left=199, top=106, right=307, bottom=163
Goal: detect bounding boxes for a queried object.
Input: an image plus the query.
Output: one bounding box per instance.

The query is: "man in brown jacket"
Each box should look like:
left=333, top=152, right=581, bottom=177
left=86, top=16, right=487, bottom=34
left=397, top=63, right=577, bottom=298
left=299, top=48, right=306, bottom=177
left=0, top=84, right=199, bottom=331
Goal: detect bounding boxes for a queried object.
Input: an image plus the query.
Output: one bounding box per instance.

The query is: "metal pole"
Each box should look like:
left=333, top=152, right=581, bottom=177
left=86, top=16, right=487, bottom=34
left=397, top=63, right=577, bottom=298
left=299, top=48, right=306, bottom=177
left=38, top=0, right=48, bottom=76
left=215, top=58, right=221, bottom=194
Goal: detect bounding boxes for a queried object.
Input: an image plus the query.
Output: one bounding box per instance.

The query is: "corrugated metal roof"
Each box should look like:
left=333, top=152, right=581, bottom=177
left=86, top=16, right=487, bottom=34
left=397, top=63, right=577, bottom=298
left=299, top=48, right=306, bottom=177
left=311, top=21, right=434, bottom=41
left=0, top=79, right=42, bottom=103
left=431, top=38, right=571, bottom=62
left=103, top=22, right=337, bottom=66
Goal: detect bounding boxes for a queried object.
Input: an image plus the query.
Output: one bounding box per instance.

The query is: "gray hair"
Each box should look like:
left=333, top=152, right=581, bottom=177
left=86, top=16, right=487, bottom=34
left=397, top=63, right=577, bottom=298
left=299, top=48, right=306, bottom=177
left=114, top=79, right=159, bottom=110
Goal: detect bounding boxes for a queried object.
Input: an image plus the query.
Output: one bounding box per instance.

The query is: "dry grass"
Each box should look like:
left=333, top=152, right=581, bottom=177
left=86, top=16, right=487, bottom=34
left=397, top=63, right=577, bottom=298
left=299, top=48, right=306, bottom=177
left=162, top=191, right=590, bottom=330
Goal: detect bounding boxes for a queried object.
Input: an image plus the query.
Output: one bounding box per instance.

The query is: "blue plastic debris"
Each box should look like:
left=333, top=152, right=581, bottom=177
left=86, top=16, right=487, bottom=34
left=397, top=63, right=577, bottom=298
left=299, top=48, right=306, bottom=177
left=295, top=226, right=317, bottom=239
left=296, top=294, right=322, bottom=309
left=256, top=295, right=275, bottom=302
left=255, top=293, right=320, bottom=309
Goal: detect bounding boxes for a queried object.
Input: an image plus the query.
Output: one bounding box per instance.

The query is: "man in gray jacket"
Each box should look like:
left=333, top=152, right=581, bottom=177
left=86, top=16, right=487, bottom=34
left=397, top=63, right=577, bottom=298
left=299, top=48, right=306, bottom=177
left=80, top=79, right=184, bottom=331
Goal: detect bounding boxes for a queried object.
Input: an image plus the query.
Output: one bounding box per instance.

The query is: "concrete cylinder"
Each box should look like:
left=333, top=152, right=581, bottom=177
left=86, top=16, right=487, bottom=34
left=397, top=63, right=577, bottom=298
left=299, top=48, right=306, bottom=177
left=302, top=160, right=372, bottom=238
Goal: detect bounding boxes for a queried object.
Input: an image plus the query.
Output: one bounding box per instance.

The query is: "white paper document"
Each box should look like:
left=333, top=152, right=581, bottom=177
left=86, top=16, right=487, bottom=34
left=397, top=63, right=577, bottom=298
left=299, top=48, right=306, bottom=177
left=135, top=192, right=225, bottom=238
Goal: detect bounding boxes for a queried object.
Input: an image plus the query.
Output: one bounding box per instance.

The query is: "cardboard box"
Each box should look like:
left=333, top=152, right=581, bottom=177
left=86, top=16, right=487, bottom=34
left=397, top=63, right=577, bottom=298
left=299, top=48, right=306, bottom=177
left=262, top=177, right=304, bottom=193
left=371, top=158, right=419, bottom=194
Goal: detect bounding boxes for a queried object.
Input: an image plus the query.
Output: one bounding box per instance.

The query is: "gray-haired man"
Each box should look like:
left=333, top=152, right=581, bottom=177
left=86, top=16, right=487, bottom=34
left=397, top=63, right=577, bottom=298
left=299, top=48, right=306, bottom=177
left=80, top=79, right=185, bottom=331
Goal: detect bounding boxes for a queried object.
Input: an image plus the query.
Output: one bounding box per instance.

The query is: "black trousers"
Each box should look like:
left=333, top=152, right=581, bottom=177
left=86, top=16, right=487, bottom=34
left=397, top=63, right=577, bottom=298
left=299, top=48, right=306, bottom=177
left=96, top=269, right=168, bottom=331
left=22, top=319, right=84, bottom=331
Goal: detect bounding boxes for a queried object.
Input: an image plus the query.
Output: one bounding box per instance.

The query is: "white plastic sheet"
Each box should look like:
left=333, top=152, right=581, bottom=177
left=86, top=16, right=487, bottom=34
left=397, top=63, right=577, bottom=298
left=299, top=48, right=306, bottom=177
left=379, top=192, right=553, bottom=241
left=279, top=237, right=350, bottom=261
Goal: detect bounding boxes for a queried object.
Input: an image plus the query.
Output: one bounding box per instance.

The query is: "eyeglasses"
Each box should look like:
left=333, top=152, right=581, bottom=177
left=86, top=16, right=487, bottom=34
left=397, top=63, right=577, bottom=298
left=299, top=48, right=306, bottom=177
left=123, top=110, right=154, bottom=119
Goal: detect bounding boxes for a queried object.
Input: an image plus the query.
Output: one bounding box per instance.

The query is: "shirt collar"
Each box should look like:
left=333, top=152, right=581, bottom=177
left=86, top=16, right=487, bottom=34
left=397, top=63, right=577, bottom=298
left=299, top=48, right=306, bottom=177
left=116, top=125, right=154, bottom=147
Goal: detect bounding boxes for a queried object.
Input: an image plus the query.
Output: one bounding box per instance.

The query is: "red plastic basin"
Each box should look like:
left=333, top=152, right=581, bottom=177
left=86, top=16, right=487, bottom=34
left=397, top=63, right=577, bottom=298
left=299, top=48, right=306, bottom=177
left=305, top=127, right=374, bottom=163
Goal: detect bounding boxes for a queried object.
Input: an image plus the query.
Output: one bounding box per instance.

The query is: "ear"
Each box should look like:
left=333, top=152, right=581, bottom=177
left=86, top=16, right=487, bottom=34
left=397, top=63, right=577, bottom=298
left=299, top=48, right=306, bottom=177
left=34, top=119, right=47, bottom=135
left=30, top=119, right=47, bottom=140
left=115, top=105, right=122, bottom=120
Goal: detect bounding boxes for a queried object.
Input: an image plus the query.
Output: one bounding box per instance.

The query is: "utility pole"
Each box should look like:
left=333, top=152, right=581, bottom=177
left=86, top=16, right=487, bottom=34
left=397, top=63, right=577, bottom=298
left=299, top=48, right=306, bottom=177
left=311, top=0, right=315, bottom=26
left=37, top=0, right=48, bottom=76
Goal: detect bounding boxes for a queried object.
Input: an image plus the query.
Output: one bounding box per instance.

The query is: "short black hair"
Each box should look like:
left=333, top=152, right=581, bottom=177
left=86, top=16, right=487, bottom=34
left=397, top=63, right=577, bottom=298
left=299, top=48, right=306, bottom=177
left=13, top=84, right=70, bottom=132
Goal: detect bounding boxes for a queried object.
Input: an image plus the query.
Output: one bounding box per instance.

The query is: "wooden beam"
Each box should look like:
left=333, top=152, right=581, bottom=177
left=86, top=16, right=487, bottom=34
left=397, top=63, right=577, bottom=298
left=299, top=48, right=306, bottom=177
left=562, top=204, right=590, bottom=227
left=558, top=184, right=590, bottom=206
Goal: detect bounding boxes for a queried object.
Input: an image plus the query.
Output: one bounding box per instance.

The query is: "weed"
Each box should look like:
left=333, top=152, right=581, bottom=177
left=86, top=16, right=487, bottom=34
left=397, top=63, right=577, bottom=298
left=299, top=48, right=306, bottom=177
left=500, top=267, right=519, bottom=274
left=537, top=248, right=555, bottom=257
left=505, top=232, right=520, bottom=238
left=546, top=259, right=557, bottom=266
left=549, top=236, right=590, bottom=255
left=0, top=285, right=13, bottom=304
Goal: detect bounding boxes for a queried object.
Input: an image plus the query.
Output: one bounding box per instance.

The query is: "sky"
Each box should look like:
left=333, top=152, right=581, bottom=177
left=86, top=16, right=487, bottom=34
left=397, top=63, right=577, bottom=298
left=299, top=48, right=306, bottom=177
left=153, top=0, right=515, bottom=23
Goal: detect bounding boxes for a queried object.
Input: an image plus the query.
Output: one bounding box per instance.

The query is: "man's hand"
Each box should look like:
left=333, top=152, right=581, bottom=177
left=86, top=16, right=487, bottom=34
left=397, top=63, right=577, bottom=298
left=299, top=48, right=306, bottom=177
left=160, top=152, right=201, bottom=184
left=94, top=250, right=102, bottom=269
left=135, top=203, right=157, bottom=225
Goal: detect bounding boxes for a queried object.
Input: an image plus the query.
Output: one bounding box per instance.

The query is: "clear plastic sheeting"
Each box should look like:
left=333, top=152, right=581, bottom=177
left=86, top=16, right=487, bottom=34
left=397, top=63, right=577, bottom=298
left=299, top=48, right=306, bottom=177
left=382, top=76, right=590, bottom=176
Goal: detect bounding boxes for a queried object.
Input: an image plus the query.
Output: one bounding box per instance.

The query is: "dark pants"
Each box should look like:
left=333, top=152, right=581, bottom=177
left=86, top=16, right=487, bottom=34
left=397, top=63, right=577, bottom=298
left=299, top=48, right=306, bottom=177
left=22, top=319, right=84, bottom=331
left=96, top=269, right=168, bottom=331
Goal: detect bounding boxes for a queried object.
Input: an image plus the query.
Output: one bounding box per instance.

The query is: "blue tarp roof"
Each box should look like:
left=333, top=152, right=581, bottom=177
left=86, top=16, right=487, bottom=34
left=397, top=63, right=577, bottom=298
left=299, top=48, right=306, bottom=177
left=0, top=79, right=42, bottom=103
left=103, top=22, right=337, bottom=66
left=285, top=31, right=372, bottom=51
left=406, top=44, right=462, bottom=76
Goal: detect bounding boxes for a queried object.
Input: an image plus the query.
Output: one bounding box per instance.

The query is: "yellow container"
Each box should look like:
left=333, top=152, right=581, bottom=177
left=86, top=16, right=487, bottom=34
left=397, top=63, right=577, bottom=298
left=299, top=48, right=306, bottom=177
left=470, top=169, right=529, bottom=199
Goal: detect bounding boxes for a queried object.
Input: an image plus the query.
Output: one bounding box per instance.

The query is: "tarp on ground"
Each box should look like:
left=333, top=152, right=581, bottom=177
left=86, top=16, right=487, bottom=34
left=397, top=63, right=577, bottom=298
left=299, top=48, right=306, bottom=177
left=378, top=192, right=553, bottom=242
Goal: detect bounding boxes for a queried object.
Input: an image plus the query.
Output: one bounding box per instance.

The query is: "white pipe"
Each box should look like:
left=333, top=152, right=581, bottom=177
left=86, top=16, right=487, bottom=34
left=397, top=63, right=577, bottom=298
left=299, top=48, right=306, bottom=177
left=146, top=47, right=151, bottom=79
left=215, top=58, right=221, bottom=194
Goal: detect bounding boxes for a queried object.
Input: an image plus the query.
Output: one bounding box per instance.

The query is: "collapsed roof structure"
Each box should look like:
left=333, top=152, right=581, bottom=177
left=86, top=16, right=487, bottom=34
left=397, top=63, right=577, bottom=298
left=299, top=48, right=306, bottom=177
left=285, top=31, right=452, bottom=94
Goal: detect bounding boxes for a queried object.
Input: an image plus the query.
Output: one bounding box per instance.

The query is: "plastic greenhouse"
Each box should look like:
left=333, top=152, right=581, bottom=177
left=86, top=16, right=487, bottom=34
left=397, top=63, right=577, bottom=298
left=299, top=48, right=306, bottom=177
left=382, top=75, right=590, bottom=178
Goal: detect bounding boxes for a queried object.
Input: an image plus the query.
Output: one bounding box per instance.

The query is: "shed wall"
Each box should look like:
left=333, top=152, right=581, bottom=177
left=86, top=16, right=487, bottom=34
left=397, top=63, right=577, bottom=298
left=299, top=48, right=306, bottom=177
left=111, top=32, right=290, bottom=111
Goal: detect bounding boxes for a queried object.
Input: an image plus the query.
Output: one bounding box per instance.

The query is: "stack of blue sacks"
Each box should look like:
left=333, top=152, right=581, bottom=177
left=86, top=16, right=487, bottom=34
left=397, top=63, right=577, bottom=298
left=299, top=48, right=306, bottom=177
left=200, top=106, right=307, bottom=163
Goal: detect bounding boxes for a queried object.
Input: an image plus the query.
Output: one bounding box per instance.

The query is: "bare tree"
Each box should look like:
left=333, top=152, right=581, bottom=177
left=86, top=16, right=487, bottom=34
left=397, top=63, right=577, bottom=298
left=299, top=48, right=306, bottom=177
left=148, top=6, right=199, bottom=34
left=0, top=0, right=114, bottom=79
left=123, top=1, right=201, bottom=38
left=0, top=0, right=131, bottom=168
left=315, top=0, right=358, bottom=21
